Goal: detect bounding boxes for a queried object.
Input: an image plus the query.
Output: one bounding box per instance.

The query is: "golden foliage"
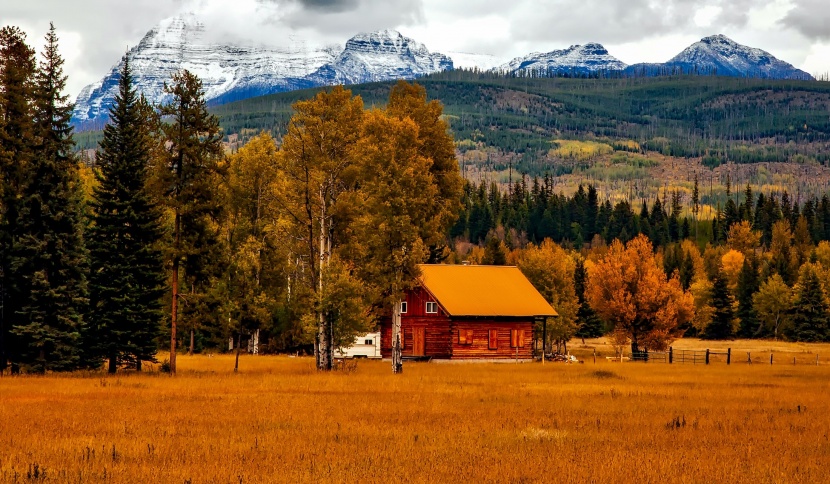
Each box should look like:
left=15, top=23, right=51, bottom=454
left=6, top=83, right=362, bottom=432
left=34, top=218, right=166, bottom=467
left=586, top=235, right=694, bottom=350
left=515, top=240, right=581, bottom=347
left=549, top=139, right=614, bottom=161
left=720, top=249, right=745, bottom=293
left=726, top=220, right=761, bottom=255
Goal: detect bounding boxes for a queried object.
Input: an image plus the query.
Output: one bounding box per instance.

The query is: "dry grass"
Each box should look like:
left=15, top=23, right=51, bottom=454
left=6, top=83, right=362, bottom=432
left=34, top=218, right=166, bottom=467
left=2, top=348, right=830, bottom=483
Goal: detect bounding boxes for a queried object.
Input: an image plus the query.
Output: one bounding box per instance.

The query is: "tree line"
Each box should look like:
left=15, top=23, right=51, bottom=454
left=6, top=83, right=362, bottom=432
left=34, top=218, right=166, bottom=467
left=450, top=176, right=830, bottom=347
left=0, top=25, right=462, bottom=374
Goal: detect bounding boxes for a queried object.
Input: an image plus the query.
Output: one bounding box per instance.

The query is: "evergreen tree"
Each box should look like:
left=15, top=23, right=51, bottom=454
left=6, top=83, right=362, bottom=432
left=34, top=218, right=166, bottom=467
left=157, top=70, right=224, bottom=374
left=703, top=265, right=735, bottom=340
left=483, top=235, right=507, bottom=265
left=736, top=255, right=760, bottom=337
left=88, top=55, right=165, bottom=373
left=0, top=26, right=37, bottom=373
left=10, top=24, right=88, bottom=372
left=788, top=265, right=829, bottom=342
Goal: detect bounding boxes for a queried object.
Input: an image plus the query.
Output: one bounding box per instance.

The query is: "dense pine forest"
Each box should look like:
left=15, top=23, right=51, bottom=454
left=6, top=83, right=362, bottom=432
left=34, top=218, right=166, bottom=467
left=3, top=26, right=830, bottom=374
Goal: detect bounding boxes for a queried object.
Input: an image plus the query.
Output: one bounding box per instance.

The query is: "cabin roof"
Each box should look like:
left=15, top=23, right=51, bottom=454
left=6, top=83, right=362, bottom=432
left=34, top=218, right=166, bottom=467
left=417, top=264, right=558, bottom=317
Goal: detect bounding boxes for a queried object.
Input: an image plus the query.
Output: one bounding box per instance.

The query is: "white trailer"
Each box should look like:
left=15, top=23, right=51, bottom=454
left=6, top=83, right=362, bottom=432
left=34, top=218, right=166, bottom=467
left=333, top=332, right=382, bottom=359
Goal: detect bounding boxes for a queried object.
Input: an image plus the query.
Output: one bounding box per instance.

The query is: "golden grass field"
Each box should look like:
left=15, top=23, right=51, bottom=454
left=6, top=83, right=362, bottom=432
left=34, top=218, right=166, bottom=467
left=2, top=339, right=830, bottom=483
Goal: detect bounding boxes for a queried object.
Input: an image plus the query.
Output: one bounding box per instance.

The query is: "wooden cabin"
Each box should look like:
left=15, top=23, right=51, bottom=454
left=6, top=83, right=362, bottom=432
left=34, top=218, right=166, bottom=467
left=380, top=265, right=557, bottom=360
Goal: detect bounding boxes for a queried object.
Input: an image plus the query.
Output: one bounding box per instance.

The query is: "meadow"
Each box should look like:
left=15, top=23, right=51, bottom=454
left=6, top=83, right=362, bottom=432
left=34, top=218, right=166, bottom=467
left=2, top=340, right=830, bottom=483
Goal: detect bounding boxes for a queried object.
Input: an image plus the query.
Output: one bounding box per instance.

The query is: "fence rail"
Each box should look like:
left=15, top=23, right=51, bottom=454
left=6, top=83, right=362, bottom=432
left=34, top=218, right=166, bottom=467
left=629, top=347, right=732, bottom=364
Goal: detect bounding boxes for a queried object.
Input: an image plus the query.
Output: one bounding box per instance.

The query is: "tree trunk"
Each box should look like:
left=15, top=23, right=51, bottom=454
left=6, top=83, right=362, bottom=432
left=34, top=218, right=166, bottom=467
left=108, top=351, right=117, bottom=374
left=170, top=256, right=179, bottom=375
left=316, top=198, right=331, bottom=371
left=392, top=301, right=403, bottom=374
left=189, top=329, right=194, bottom=355
left=136, top=359, right=142, bottom=372
left=234, top=333, right=241, bottom=373
left=170, top=210, right=180, bottom=375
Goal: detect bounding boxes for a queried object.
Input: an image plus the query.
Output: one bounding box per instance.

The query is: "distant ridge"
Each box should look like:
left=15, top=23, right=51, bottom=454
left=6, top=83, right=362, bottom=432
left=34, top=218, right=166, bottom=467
left=72, top=14, right=815, bottom=130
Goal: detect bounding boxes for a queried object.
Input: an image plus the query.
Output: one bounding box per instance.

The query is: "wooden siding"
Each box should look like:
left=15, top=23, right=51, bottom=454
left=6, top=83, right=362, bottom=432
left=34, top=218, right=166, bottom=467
left=379, top=286, right=536, bottom=360
left=449, top=320, right=534, bottom=359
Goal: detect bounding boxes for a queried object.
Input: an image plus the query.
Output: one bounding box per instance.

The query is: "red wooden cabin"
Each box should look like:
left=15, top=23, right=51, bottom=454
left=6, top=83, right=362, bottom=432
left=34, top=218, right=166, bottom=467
left=380, top=265, right=558, bottom=360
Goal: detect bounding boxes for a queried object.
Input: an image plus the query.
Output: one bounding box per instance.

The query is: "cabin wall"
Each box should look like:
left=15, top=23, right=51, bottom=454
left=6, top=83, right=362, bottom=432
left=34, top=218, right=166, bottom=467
left=450, top=319, right=534, bottom=359
left=380, top=287, right=536, bottom=360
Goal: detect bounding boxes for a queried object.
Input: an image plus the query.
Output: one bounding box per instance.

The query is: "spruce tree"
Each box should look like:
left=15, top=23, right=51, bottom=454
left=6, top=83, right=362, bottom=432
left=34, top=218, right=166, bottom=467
left=0, top=26, right=37, bottom=373
left=88, top=55, right=165, bottom=373
left=157, top=70, right=223, bottom=374
left=703, top=265, right=735, bottom=340
left=736, top=255, right=760, bottom=337
left=10, top=24, right=88, bottom=372
left=788, top=265, right=829, bottom=342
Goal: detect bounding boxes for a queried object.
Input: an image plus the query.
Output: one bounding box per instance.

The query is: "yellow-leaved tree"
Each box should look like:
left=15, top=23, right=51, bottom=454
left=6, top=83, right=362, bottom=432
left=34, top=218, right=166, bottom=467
left=277, top=86, right=365, bottom=371
left=515, top=240, right=580, bottom=353
left=586, top=235, right=694, bottom=351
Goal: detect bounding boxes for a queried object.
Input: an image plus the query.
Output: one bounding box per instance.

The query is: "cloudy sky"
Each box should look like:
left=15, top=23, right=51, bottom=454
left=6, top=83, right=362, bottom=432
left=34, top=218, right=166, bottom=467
left=6, top=0, right=830, bottom=97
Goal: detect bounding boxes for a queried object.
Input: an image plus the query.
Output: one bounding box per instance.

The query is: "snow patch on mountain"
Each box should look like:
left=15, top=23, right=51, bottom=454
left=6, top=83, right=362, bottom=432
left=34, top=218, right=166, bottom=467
left=73, top=19, right=454, bottom=126
left=664, top=34, right=813, bottom=80
left=495, top=43, right=628, bottom=74
left=308, top=29, right=452, bottom=85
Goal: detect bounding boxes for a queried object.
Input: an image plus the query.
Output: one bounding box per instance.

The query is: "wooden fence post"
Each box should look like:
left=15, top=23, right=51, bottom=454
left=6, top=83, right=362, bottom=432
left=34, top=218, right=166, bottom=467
left=747, top=352, right=751, bottom=364
left=727, top=348, right=731, bottom=365
left=817, top=354, right=820, bottom=366
left=705, top=349, right=710, bottom=365
left=793, top=357, right=796, bottom=365
left=770, top=353, right=774, bottom=365
left=593, top=348, right=596, bottom=364
left=669, top=347, right=673, bottom=364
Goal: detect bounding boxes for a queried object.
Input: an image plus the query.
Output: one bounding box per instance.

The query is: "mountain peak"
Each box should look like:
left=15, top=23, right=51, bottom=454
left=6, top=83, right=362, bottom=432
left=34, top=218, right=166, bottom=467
left=700, top=34, right=734, bottom=44
left=497, top=42, right=626, bottom=74
left=667, top=35, right=813, bottom=80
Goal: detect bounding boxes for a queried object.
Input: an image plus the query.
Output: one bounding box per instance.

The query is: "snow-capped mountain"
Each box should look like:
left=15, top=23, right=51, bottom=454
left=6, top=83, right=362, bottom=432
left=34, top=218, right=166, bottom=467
left=308, top=30, right=452, bottom=86
left=74, top=17, right=817, bottom=129
left=495, top=43, right=628, bottom=75
left=625, top=35, right=813, bottom=80
left=72, top=17, right=452, bottom=126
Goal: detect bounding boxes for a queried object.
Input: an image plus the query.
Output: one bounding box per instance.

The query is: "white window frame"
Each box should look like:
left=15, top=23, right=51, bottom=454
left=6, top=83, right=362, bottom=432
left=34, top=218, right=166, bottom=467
left=426, top=301, right=438, bottom=314
left=400, top=301, right=407, bottom=314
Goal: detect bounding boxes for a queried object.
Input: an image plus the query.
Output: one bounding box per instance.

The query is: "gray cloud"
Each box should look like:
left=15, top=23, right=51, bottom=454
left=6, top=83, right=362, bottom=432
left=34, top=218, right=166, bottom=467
left=281, top=0, right=423, bottom=36
left=4, top=0, right=184, bottom=95
left=781, top=0, right=830, bottom=41
left=293, top=0, right=360, bottom=11
left=507, top=0, right=765, bottom=46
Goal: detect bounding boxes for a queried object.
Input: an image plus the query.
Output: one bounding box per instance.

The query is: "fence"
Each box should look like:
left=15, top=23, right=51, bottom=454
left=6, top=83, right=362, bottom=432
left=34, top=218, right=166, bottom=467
left=599, top=347, right=823, bottom=366
left=630, top=347, right=731, bottom=365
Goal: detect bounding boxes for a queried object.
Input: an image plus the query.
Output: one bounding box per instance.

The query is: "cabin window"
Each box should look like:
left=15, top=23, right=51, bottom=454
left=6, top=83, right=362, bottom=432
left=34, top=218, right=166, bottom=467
left=510, top=329, right=526, bottom=348
left=425, top=301, right=438, bottom=314
left=400, top=301, right=407, bottom=314
left=458, top=329, right=474, bottom=345
left=364, top=339, right=373, bottom=345
left=488, top=329, right=498, bottom=350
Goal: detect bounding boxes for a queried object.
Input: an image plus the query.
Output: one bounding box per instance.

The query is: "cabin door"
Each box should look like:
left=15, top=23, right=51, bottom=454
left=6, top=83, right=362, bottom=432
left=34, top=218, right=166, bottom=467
left=413, top=327, right=426, bottom=356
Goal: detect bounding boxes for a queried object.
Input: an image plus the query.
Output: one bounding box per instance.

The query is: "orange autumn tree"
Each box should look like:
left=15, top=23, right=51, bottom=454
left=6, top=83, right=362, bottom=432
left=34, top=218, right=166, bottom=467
left=586, top=235, right=694, bottom=351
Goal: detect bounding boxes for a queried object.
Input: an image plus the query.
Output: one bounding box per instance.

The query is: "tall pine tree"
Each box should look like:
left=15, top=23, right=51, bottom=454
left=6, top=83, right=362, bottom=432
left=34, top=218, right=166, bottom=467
left=157, top=70, right=223, bottom=374
left=10, top=24, right=88, bottom=372
left=703, top=265, right=735, bottom=340
left=88, top=55, right=166, bottom=373
left=788, top=264, right=829, bottom=342
left=0, top=26, right=37, bottom=373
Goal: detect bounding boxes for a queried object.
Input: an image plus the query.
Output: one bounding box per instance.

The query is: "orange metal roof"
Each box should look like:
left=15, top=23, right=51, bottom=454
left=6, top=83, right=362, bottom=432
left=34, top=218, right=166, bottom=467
left=418, top=264, right=558, bottom=317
